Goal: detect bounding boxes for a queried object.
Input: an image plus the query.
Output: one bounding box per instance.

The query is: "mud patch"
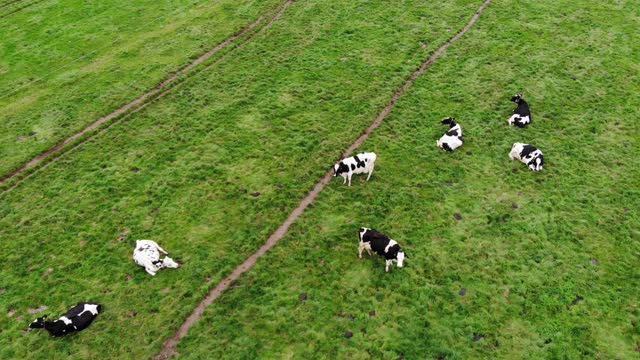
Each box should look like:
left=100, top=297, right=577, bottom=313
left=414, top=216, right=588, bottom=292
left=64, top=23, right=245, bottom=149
left=116, top=229, right=131, bottom=242
left=27, top=305, right=48, bottom=315
left=569, top=295, right=584, bottom=307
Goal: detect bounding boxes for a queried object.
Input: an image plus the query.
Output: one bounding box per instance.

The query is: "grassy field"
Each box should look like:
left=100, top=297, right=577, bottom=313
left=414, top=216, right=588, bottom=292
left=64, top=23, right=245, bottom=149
left=0, top=0, right=283, bottom=175
left=0, top=0, right=483, bottom=358
left=176, top=0, right=640, bottom=358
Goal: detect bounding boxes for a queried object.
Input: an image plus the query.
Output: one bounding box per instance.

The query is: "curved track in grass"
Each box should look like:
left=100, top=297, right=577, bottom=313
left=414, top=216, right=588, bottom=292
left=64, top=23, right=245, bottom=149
left=0, top=0, right=293, bottom=191
left=153, top=0, right=493, bottom=358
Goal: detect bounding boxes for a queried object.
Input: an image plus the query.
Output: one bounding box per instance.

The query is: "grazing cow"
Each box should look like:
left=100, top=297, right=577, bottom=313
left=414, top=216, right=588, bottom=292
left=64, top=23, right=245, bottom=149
left=333, top=152, right=377, bottom=186
left=507, top=93, right=532, bottom=127
left=28, top=302, right=101, bottom=337
left=133, top=239, right=179, bottom=276
left=436, top=117, right=463, bottom=151
left=509, top=142, right=544, bottom=171
left=358, top=227, right=406, bottom=272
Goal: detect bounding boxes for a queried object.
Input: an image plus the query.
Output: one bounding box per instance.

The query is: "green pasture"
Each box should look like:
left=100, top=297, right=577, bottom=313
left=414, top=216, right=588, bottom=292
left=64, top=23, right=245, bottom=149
left=177, top=0, right=640, bottom=358
left=0, top=0, right=482, bottom=358
left=0, top=0, right=283, bottom=175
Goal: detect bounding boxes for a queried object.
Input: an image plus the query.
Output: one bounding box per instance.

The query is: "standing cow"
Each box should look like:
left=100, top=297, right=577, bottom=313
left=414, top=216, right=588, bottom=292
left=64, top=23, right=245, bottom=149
left=358, top=227, right=406, bottom=272
left=133, top=239, right=179, bottom=276
left=28, top=302, right=101, bottom=337
left=333, top=152, right=377, bottom=186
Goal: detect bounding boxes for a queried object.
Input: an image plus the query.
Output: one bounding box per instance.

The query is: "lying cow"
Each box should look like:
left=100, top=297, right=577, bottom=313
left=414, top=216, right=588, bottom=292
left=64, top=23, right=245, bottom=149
left=333, top=152, right=377, bottom=186
left=358, top=227, right=406, bottom=272
left=29, top=302, right=101, bottom=337
left=133, top=239, right=179, bottom=276
left=436, top=117, right=463, bottom=151
left=507, top=93, right=532, bottom=127
left=509, top=142, right=544, bottom=171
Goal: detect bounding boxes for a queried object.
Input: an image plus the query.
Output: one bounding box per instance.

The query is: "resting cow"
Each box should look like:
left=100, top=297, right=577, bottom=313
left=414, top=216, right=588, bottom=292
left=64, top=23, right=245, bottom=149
left=333, top=152, right=377, bottom=186
left=509, top=142, right=544, bottom=171
left=133, top=239, right=179, bottom=276
left=507, top=93, right=532, bottom=127
left=436, top=117, right=463, bottom=151
left=358, top=227, right=406, bottom=272
left=29, top=302, right=101, bottom=337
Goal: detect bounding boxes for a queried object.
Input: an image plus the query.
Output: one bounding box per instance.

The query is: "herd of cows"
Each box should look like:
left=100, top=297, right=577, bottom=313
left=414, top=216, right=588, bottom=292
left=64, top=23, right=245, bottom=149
left=332, top=93, right=544, bottom=271
left=26, top=94, right=544, bottom=339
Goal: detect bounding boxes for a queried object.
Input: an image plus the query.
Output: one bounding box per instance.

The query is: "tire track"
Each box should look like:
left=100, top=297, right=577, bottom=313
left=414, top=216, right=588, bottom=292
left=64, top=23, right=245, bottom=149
left=0, top=0, right=25, bottom=10
left=0, top=0, right=44, bottom=19
left=153, top=0, right=492, bottom=358
left=0, top=0, right=293, bottom=192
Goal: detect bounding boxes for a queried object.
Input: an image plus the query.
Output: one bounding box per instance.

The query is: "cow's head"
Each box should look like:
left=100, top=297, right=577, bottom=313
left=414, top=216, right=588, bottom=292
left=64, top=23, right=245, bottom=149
left=162, top=256, right=179, bottom=269
left=441, top=117, right=456, bottom=126
left=396, top=251, right=406, bottom=268
left=43, top=320, right=67, bottom=337
left=510, top=93, right=522, bottom=103
left=28, top=315, right=48, bottom=329
left=333, top=161, right=348, bottom=177
left=509, top=142, right=524, bottom=160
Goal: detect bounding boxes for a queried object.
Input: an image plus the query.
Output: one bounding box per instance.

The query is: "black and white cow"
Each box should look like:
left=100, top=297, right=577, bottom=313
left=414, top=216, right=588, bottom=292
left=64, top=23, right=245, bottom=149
left=507, top=93, right=531, bottom=127
left=333, top=152, right=376, bottom=186
left=436, top=117, right=463, bottom=151
left=28, top=302, right=101, bottom=337
left=509, top=142, right=544, bottom=171
left=133, top=239, right=179, bottom=276
left=358, top=227, right=406, bottom=272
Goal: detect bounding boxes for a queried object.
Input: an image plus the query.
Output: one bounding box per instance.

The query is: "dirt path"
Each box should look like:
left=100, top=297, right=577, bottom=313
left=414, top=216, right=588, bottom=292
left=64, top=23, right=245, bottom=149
left=0, top=0, right=43, bottom=18
left=0, top=0, right=293, bottom=190
left=153, top=0, right=492, bottom=358
left=0, top=0, right=26, bottom=10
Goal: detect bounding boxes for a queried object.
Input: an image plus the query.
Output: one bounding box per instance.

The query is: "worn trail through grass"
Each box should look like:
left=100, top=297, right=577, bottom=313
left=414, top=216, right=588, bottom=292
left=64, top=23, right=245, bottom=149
left=1, top=0, right=484, bottom=358
left=155, top=0, right=492, bottom=358
left=0, top=0, right=292, bottom=189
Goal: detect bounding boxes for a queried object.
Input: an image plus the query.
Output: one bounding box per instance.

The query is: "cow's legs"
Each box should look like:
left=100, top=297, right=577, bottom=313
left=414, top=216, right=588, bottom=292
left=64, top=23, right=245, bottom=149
left=156, top=245, right=168, bottom=255
left=145, top=266, right=157, bottom=276
left=348, top=173, right=352, bottom=186
left=358, top=243, right=365, bottom=258
left=366, top=164, right=374, bottom=181
left=385, top=260, right=391, bottom=272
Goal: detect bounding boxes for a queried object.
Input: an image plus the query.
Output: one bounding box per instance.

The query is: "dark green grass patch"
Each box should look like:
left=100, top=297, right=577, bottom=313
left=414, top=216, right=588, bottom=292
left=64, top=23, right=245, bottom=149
left=0, top=0, right=283, bottom=175
left=0, top=0, right=481, bottom=358
left=177, top=0, right=640, bottom=358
